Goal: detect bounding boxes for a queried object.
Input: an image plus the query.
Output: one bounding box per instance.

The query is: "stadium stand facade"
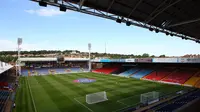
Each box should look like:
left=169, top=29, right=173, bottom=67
left=0, top=61, right=14, bottom=112
left=20, top=58, right=89, bottom=76
left=20, top=57, right=200, bottom=89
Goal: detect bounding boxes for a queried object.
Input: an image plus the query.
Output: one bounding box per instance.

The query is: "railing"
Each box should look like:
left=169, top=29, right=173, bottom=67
left=119, top=88, right=196, bottom=112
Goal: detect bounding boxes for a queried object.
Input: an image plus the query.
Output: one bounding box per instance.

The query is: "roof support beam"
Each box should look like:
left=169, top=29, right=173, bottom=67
left=127, top=0, right=143, bottom=18
left=145, top=0, right=182, bottom=24
left=168, top=18, right=200, bottom=28
left=79, top=0, right=86, bottom=9
left=144, top=0, right=167, bottom=22
left=107, top=0, right=115, bottom=12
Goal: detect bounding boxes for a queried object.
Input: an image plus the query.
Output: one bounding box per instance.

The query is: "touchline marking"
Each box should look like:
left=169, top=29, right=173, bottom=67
left=117, top=101, right=129, bottom=106
left=74, top=98, right=93, bottom=112
left=27, top=77, right=38, bottom=112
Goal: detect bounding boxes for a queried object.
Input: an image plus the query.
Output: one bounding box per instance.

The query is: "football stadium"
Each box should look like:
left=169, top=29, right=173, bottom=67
left=1, top=0, right=200, bottom=112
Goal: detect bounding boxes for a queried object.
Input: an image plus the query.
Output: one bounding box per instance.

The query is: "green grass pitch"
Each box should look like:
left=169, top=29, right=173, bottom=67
left=13, top=73, right=188, bottom=112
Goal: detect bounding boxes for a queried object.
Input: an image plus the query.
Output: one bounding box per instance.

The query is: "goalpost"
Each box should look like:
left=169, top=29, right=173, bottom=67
left=86, top=91, right=108, bottom=104
left=140, top=91, right=159, bottom=105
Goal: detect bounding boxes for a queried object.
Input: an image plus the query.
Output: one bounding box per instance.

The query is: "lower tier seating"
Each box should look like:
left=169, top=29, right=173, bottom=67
left=92, top=66, right=120, bottom=74
left=118, top=68, right=139, bottom=77
left=194, top=80, right=200, bottom=88
left=161, top=69, right=197, bottom=84
left=0, top=90, right=9, bottom=112
left=143, top=68, right=174, bottom=81
left=130, top=69, right=154, bottom=79
left=111, top=67, right=131, bottom=75
left=184, top=71, right=200, bottom=86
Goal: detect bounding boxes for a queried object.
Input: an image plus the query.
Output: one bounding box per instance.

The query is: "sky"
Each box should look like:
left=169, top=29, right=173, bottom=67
left=0, top=0, right=200, bottom=56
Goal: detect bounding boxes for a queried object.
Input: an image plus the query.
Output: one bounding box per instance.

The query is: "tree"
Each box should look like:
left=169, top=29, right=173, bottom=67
left=142, top=53, right=150, bottom=58
left=159, top=55, right=166, bottom=57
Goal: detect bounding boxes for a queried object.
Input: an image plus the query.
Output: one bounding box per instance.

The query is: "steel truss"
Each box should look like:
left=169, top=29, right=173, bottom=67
left=31, top=0, right=200, bottom=43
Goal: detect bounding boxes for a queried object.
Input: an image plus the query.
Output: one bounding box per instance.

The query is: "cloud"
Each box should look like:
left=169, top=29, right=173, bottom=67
left=25, top=8, right=65, bottom=17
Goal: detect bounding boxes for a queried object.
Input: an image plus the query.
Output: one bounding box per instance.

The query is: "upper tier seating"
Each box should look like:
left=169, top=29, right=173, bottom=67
left=184, top=71, right=200, bottom=86
left=143, top=68, right=174, bottom=81
left=118, top=68, right=139, bottom=77
left=161, top=69, right=197, bottom=84
left=130, top=69, right=154, bottom=79
left=92, top=66, right=120, bottom=74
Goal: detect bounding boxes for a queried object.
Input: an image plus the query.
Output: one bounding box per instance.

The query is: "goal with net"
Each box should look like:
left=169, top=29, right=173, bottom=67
left=140, top=91, right=159, bottom=105
left=86, top=91, right=108, bottom=104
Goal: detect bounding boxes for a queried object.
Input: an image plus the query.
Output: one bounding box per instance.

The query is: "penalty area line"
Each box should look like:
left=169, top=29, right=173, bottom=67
left=74, top=98, right=93, bottom=112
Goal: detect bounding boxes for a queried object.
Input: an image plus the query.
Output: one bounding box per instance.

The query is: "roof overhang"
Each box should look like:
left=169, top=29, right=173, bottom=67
left=31, top=0, right=200, bottom=43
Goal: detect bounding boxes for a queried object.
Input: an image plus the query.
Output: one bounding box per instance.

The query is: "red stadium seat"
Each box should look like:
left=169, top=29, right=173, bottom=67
left=161, top=69, right=197, bottom=84
left=143, top=68, right=174, bottom=81
left=92, top=66, right=120, bottom=74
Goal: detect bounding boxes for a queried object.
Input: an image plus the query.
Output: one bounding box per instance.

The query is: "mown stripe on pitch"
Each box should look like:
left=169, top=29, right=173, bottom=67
left=25, top=78, right=30, bottom=112
left=22, top=78, right=27, bottom=112
left=35, top=76, right=87, bottom=112
left=16, top=77, right=24, bottom=112
left=30, top=76, right=61, bottom=112
left=53, top=75, right=103, bottom=94
left=44, top=75, right=91, bottom=112
left=58, top=75, right=117, bottom=93
left=48, top=75, right=89, bottom=96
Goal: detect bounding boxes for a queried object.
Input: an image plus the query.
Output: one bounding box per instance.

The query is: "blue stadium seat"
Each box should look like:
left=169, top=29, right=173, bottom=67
left=131, top=69, right=154, bottom=79
left=118, top=68, right=139, bottom=77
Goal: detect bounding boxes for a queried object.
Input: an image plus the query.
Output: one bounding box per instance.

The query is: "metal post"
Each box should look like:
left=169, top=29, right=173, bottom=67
left=17, top=38, right=22, bottom=76
left=88, top=43, right=91, bottom=72
left=18, top=44, right=21, bottom=75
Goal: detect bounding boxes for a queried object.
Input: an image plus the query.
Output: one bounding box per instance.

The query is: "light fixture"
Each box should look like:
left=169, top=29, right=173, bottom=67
left=126, top=21, right=131, bottom=26
left=165, top=32, right=169, bottom=36
left=149, top=28, right=154, bottom=31
left=60, top=5, right=67, bottom=12
left=39, top=1, right=47, bottom=7
left=116, top=18, right=122, bottom=23
left=155, top=29, right=159, bottom=33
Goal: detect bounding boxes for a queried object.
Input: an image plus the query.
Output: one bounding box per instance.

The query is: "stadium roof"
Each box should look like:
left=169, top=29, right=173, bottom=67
left=20, top=57, right=89, bottom=62
left=31, top=0, right=200, bottom=43
left=0, top=61, right=13, bottom=74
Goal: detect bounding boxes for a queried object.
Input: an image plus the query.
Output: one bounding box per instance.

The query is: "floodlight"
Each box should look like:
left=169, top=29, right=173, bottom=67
left=165, top=32, right=169, bottom=36
left=39, top=1, right=47, bottom=7
left=60, top=5, right=67, bottom=12
left=116, top=18, right=122, bottom=23
left=149, top=28, right=154, bottom=31
left=126, top=21, right=131, bottom=26
left=155, top=29, right=159, bottom=33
